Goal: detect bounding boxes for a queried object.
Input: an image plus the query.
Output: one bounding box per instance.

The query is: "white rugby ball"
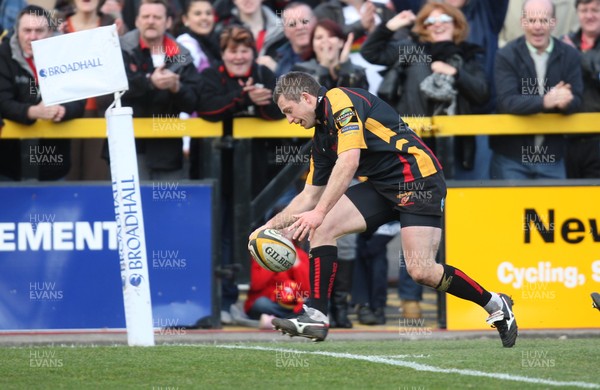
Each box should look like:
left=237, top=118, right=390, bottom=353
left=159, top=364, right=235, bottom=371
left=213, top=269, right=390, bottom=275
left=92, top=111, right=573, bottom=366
left=248, top=228, right=297, bottom=272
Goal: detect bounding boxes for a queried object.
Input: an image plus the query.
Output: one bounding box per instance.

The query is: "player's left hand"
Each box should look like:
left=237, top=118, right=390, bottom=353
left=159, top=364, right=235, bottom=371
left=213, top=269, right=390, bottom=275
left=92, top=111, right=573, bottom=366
left=289, top=209, right=326, bottom=241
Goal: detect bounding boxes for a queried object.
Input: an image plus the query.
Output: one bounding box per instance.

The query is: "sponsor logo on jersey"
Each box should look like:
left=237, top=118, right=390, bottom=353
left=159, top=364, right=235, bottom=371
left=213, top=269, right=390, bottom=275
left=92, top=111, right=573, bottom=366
left=334, top=107, right=358, bottom=129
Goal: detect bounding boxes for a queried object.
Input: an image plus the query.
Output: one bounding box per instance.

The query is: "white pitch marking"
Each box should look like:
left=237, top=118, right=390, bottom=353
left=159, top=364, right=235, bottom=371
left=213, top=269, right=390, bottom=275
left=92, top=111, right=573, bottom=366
left=379, top=354, right=430, bottom=359
left=215, top=345, right=600, bottom=389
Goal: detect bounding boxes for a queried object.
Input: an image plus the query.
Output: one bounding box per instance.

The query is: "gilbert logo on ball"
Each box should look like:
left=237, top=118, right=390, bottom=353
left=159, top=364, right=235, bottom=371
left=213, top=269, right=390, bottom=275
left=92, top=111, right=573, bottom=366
left=248, top=229, right=297, bottom=272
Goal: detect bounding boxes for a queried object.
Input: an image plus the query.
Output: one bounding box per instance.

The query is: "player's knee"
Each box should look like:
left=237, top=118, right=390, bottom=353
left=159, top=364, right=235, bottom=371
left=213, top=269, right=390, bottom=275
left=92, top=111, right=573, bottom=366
left=406, top=266, right=429, bottom=285
left=312, top=226, right=335, bottom=243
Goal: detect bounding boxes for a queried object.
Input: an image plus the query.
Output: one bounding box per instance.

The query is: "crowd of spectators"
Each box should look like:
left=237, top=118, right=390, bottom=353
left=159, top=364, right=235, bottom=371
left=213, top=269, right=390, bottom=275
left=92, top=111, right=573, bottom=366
left=1, top=0, right=595, bottom=181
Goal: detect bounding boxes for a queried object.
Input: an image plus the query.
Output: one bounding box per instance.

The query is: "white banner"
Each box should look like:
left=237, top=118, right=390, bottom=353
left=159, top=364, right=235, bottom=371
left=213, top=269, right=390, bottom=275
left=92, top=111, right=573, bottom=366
left=106, top=106, right=154, bottom=346
left=32, top=24, right=128, bottom=105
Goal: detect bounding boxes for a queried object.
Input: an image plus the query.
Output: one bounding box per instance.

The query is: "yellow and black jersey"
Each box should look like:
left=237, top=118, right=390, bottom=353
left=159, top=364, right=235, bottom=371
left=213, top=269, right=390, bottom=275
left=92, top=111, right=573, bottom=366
left=306, top=87, right=443, bottom=186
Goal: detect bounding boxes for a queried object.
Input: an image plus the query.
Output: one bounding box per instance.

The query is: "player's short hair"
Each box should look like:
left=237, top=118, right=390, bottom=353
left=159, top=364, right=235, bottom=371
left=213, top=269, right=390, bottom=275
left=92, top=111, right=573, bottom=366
left=273, top=71, right=321, bottom=103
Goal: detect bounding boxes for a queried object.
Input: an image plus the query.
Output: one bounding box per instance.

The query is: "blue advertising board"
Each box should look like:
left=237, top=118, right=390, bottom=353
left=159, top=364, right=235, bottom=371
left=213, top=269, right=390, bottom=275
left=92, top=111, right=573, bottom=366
left=0, top=183, right=213, bottom=330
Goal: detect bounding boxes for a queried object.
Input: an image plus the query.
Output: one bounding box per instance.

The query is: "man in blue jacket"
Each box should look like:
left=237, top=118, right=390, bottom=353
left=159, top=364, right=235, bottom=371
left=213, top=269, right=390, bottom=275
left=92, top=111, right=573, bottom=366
left=491, top=0, right=583, bottom=180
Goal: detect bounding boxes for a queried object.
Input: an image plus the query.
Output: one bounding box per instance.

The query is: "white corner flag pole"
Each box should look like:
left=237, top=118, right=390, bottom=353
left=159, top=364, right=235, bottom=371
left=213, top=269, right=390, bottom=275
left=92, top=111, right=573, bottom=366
left=106, top=91, right=155, bottom=346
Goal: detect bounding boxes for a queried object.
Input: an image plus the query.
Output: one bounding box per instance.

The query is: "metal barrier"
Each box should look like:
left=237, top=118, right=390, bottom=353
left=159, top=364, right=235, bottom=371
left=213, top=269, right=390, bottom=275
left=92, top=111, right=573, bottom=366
left=3, top=112, right=600, bottom=139
left=0, top=117, right=223, bottom=138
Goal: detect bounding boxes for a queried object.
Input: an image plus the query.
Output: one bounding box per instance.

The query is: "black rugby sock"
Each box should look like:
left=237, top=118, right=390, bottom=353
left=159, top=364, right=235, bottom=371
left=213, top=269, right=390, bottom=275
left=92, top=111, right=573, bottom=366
left=435, top=264, right=492, bottom=307
left=308, top=245, right=338, bottom=315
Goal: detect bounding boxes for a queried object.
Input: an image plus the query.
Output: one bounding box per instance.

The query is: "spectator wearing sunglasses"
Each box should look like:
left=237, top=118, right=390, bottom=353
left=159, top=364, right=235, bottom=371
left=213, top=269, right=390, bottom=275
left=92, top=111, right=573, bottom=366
left=391, top=0, right=508, bottom=113
left=392, top=0, right=509, bottom=182
left=361, top=2, right=489, bottom=178
left=360, top=2, right=489, bottom=318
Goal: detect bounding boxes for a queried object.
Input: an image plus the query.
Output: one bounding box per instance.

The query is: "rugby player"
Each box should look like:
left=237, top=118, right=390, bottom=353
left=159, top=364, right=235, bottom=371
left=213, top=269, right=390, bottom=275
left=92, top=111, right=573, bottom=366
left=251, top=71, right=518, bottom=347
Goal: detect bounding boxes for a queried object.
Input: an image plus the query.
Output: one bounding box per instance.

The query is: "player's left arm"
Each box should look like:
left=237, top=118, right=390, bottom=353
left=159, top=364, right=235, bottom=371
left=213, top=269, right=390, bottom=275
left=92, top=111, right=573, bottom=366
left=290, top=89, right=366, bottom=240
left=290, top=147, right=360, bottom=241
left=313, top=147, right=360, bottom=216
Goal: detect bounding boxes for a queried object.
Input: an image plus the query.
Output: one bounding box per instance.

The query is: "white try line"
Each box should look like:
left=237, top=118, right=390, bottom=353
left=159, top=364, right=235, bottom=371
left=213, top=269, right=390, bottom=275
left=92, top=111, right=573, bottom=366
left=214, top=345, right=600, bottom=389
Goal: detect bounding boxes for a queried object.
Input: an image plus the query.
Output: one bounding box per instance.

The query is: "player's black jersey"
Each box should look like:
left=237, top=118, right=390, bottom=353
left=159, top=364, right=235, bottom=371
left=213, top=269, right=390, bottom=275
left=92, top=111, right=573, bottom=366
left=306, top=87, right=443, bottom=186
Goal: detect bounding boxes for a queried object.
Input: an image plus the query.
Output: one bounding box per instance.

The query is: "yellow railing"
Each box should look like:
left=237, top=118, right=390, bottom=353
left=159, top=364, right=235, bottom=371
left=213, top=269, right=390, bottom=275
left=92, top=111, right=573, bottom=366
left=425, top=113, right=600, bottom=137
left=2, top=113, right=600, bottom=139
left=0, top=118, right=222, bottom=139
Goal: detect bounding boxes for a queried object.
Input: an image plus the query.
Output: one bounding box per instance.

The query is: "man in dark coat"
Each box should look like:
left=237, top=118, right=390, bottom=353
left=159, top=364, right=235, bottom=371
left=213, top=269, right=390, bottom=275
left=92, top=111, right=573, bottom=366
left=491, top=0, right=582, bottom=180
left=0, top=5, right=85, bottom=181
left=119, top=0, right=200, bottom=180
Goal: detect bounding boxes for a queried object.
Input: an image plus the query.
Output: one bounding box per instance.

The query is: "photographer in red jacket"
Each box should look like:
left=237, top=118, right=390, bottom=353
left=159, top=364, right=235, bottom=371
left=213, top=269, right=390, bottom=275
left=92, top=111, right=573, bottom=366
left=245, top=244, right=310, bottom=328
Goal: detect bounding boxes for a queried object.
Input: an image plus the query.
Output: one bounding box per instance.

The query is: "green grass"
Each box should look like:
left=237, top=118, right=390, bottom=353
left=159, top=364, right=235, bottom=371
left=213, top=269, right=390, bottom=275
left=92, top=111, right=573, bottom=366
left=0, top=339, right=598, bottom=390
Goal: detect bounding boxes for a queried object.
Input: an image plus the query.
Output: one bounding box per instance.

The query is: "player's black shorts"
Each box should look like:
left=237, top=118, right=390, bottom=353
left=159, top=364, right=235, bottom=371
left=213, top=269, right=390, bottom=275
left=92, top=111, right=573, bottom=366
left=345, top=172, right=446, bottom=233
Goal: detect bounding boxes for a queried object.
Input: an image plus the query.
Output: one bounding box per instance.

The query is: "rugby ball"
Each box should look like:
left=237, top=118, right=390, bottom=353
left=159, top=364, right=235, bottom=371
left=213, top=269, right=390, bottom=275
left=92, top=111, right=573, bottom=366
left=248, top=229, right=297, bottom=272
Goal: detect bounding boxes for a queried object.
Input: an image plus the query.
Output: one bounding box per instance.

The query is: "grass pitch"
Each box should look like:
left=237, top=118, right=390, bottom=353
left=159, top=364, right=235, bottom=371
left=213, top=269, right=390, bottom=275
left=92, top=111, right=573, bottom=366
left=0, top=338, right=598, bottom=390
